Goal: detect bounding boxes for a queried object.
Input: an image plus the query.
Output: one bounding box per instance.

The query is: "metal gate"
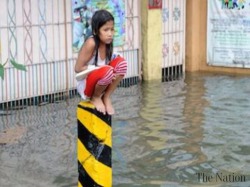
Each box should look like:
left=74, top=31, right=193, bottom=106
left=162, top=0, right=186, bottom=81
left=0, top=0, right=140, bottom=106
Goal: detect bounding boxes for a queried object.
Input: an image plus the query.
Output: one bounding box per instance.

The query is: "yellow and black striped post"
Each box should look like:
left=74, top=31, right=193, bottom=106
left=77, top=101, right=112, bottom=187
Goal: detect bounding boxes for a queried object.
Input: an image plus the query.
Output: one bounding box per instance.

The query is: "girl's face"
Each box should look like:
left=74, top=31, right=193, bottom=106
left=98, top=20, right=114, bottom=44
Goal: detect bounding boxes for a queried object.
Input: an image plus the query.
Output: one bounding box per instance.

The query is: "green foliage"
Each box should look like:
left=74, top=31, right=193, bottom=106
left=0, top=59, right=27, bottom=80
left=10, top=59, right=27, bottom=72
left=0, top=63, right=4, bottom=80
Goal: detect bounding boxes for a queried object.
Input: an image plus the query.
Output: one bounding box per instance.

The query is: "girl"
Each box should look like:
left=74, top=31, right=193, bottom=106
left=75, top=9, right=127, bottom=115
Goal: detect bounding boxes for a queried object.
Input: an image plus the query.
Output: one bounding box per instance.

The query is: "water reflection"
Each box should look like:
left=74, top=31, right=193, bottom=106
left=113, top=73, right=250, bottom=187
left=113, top=80, right=190, bottom=186
left=1, top=73, right=250, bottom=187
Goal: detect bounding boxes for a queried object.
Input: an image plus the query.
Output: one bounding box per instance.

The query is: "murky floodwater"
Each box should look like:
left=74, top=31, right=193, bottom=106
left=1, top=72, right=250, bottom=187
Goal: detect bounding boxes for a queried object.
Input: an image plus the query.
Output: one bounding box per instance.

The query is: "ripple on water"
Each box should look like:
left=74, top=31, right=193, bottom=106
left=113, top=74, right=250, bottom=186
left=1, top=73, right=250, bottom=186
left=0, top=98, right=79, bottom=187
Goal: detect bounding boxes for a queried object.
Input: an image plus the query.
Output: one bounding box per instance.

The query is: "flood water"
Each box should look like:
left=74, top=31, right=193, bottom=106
left=1, top=72, right=250, bottom=187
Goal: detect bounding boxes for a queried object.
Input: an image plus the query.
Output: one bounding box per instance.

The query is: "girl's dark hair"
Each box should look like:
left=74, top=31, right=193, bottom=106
left=91, top=9, right=114, bottom=65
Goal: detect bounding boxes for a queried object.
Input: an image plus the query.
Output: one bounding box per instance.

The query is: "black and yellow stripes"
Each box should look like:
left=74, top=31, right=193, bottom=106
left=77, top=102, right=112, bottom=187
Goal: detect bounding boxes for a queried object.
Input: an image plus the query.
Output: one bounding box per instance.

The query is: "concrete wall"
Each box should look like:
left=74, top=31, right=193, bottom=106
left=186, top=0, right=250, bottom=75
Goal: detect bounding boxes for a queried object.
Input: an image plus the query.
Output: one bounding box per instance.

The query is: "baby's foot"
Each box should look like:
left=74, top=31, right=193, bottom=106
left=91, top=97, right=106, bottom=115
left=103, top=97, right=115, bottom=115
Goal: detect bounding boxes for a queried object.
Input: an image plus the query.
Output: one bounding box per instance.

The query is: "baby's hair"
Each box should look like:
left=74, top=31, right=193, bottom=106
left=91, top=9, right=114, bottom=65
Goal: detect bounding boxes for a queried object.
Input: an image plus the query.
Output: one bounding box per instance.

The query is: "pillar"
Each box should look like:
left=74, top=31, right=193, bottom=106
left=77, top=101, right=112, bottom=187
left=141, top=0, right=163, bottom=81
left=185, top=0, right=203, bottom=72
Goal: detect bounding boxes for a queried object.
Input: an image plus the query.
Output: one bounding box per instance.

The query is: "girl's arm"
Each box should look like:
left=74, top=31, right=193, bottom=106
left=75, top=37, right=95, bottom=73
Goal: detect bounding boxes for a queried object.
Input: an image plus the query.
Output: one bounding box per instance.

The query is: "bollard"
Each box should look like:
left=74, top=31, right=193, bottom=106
left=77, top=101, right=112, bottom=187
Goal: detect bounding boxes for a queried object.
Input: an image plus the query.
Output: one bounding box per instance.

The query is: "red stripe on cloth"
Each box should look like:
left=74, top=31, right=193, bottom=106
left=97, top=69, right=114, bottom=85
